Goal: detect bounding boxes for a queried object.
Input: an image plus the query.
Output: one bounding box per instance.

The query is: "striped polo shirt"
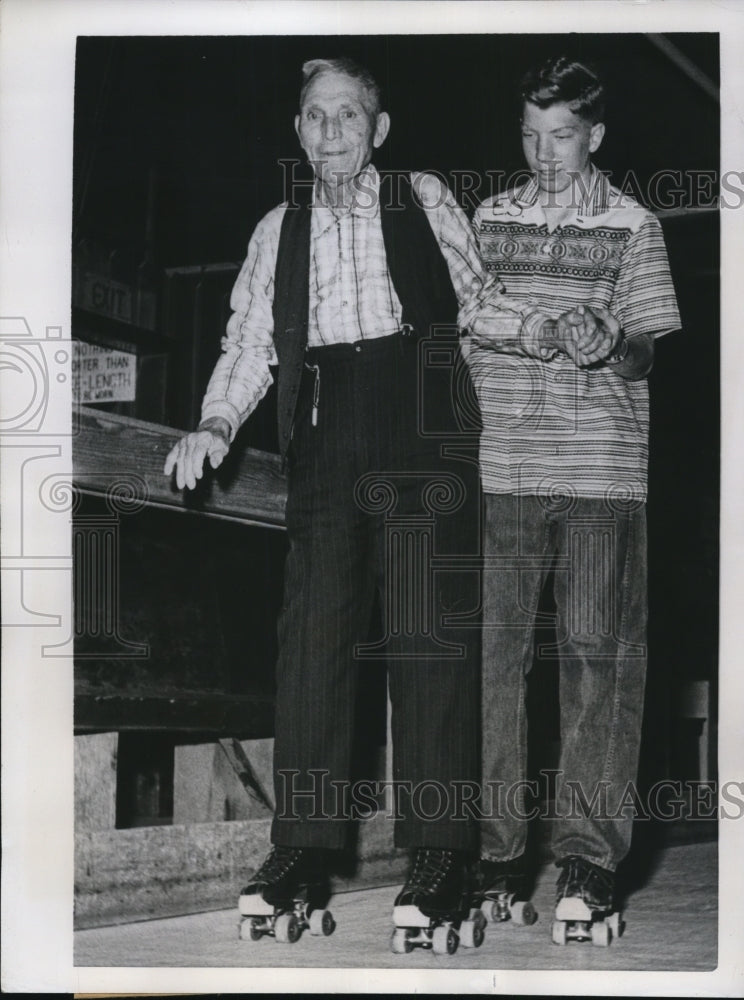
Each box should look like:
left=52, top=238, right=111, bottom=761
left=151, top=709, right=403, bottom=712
left=468, top=166, right=680, bottom=501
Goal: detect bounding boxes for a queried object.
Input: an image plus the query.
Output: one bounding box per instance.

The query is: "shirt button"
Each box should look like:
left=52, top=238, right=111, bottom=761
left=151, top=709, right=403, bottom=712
left=355, top=344, right=362, bottom=353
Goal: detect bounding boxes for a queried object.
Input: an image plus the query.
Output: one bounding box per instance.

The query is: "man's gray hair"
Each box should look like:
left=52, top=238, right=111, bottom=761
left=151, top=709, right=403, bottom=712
left=299, top=57, right=382, bottom=116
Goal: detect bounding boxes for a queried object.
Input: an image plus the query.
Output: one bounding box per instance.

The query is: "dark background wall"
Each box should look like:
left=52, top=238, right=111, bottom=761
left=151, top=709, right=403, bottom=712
left=72, top=33, right=719, bottom=823
left=73, top=33, right=718, bottom=263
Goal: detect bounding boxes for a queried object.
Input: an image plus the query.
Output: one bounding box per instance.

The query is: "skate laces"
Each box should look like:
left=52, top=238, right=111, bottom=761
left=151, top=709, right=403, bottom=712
left=255, top=846, right=304, bottom=882
left=405, top=848, right=455, bottom=893
left=557, top=855, right=612, bottom=898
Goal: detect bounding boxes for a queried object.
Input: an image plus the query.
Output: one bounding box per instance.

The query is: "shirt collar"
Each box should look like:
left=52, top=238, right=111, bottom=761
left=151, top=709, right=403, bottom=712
left=515, top=164, right=612, bottom=220
left=580, top=166, right=612, bottom=217
left=312, top=163, right=380, bottom=234
left=514, top=173, right=540, bottom=208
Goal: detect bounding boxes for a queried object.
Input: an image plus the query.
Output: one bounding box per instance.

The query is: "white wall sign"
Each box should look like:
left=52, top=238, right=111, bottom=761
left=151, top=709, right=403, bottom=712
left=72, top=340, right=137, bottom=404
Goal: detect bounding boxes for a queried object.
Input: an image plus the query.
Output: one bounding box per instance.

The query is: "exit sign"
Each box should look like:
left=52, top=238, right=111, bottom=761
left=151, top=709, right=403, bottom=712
left=77, top=272, right=133, bottom=323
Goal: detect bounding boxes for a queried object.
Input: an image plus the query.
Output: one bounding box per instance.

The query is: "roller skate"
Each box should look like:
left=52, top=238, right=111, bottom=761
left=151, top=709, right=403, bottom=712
left=390, top=848, right=486, bottom=955
left=473, top=856, right=537, bottom=927
left=551, top=855, right=623, bottom=947
left=238, top=846, right=335, bottom=944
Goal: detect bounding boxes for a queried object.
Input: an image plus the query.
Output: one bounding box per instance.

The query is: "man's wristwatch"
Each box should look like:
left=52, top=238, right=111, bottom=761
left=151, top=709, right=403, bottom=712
left=605, top=335, right=629, bottom=365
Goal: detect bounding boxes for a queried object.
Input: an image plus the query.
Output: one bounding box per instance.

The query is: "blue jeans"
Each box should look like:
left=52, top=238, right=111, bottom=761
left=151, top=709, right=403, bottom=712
left=481, top=493, right=648, bottom=872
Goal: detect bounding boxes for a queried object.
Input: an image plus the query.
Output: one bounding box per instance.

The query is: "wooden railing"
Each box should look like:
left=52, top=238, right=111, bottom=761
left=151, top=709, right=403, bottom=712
left=72, top=405, right=287, bottom=736
left=73, top=405, right=287, bottom=528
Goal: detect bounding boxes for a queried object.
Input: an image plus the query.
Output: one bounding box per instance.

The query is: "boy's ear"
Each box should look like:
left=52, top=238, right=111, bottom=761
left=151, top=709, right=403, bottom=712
left=589, top=122, right=605, bottom=154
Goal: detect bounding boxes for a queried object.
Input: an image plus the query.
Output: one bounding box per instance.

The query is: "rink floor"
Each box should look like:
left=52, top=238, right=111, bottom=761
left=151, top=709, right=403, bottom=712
left=74, top=840, right=716, bottom=972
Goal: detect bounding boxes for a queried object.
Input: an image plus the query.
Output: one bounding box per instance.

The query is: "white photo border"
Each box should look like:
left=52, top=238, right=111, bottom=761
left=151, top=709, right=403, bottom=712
left=1, top=0, right=742, bottom=994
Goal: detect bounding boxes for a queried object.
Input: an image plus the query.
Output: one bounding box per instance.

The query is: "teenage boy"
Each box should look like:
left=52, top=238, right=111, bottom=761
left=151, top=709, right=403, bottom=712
left=468, top=55, right=680, bottom=936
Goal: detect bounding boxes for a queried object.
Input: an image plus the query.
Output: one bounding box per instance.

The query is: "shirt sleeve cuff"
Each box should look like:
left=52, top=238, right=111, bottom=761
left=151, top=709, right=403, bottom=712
left=200, top=401, right=242, bottom=443
left=459, top=277, right=558, bottom=361
left=457, top=279, right=493, bottom=331
left=525, top=313, right=560, bottom=360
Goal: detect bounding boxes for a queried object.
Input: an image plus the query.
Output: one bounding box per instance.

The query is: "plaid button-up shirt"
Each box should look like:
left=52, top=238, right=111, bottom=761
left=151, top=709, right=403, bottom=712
left=201, top=165, right=550, bottom=439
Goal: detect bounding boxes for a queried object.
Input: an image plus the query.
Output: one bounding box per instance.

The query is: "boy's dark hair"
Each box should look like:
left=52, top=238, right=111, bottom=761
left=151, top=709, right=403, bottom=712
left=520, top=55, right=605, bottom=124
left=300, top=57, right=382, bottom=116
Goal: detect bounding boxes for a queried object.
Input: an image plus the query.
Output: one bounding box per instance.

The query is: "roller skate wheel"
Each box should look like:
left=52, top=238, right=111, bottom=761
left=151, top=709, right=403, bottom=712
left=479, top=900, right=498, bottom=923
left=239, top=917, right=264, bottom=941
left=391, top=927, right=414, bottom=954
left=432, top=924, right=458, bottom=955
left=274, top=912, right=301, bottom=944
left=591, top=920, right=611, bottom=947
left=459, top=918, right=485, bottom=949
left=551, top=919, right=567, bottom=946
left=510, top=900, right=537, bottom=926
left=309, top=908, right=335, bottom=937
left=608, top=911, right=623, bottom=937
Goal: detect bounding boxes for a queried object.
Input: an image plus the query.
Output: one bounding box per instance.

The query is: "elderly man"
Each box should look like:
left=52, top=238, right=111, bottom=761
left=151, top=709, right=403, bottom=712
left=165, top=56, right=588, bottom=950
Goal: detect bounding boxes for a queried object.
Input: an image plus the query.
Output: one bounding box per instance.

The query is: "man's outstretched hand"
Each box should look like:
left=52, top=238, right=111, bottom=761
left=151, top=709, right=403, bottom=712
left=163, top=417, right=231, bottom=491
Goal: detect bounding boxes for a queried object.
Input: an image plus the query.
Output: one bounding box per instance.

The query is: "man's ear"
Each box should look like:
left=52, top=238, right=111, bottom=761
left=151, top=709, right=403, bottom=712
left=373, top=111, right=391, bottom=149
left=294, top=114, right=302, bottom=144
left=589, top=122, right=605, bottom=154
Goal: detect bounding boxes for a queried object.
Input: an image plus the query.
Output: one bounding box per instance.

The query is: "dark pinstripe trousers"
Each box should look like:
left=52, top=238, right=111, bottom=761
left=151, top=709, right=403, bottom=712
left=271, top=332, right=481, bottom=850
